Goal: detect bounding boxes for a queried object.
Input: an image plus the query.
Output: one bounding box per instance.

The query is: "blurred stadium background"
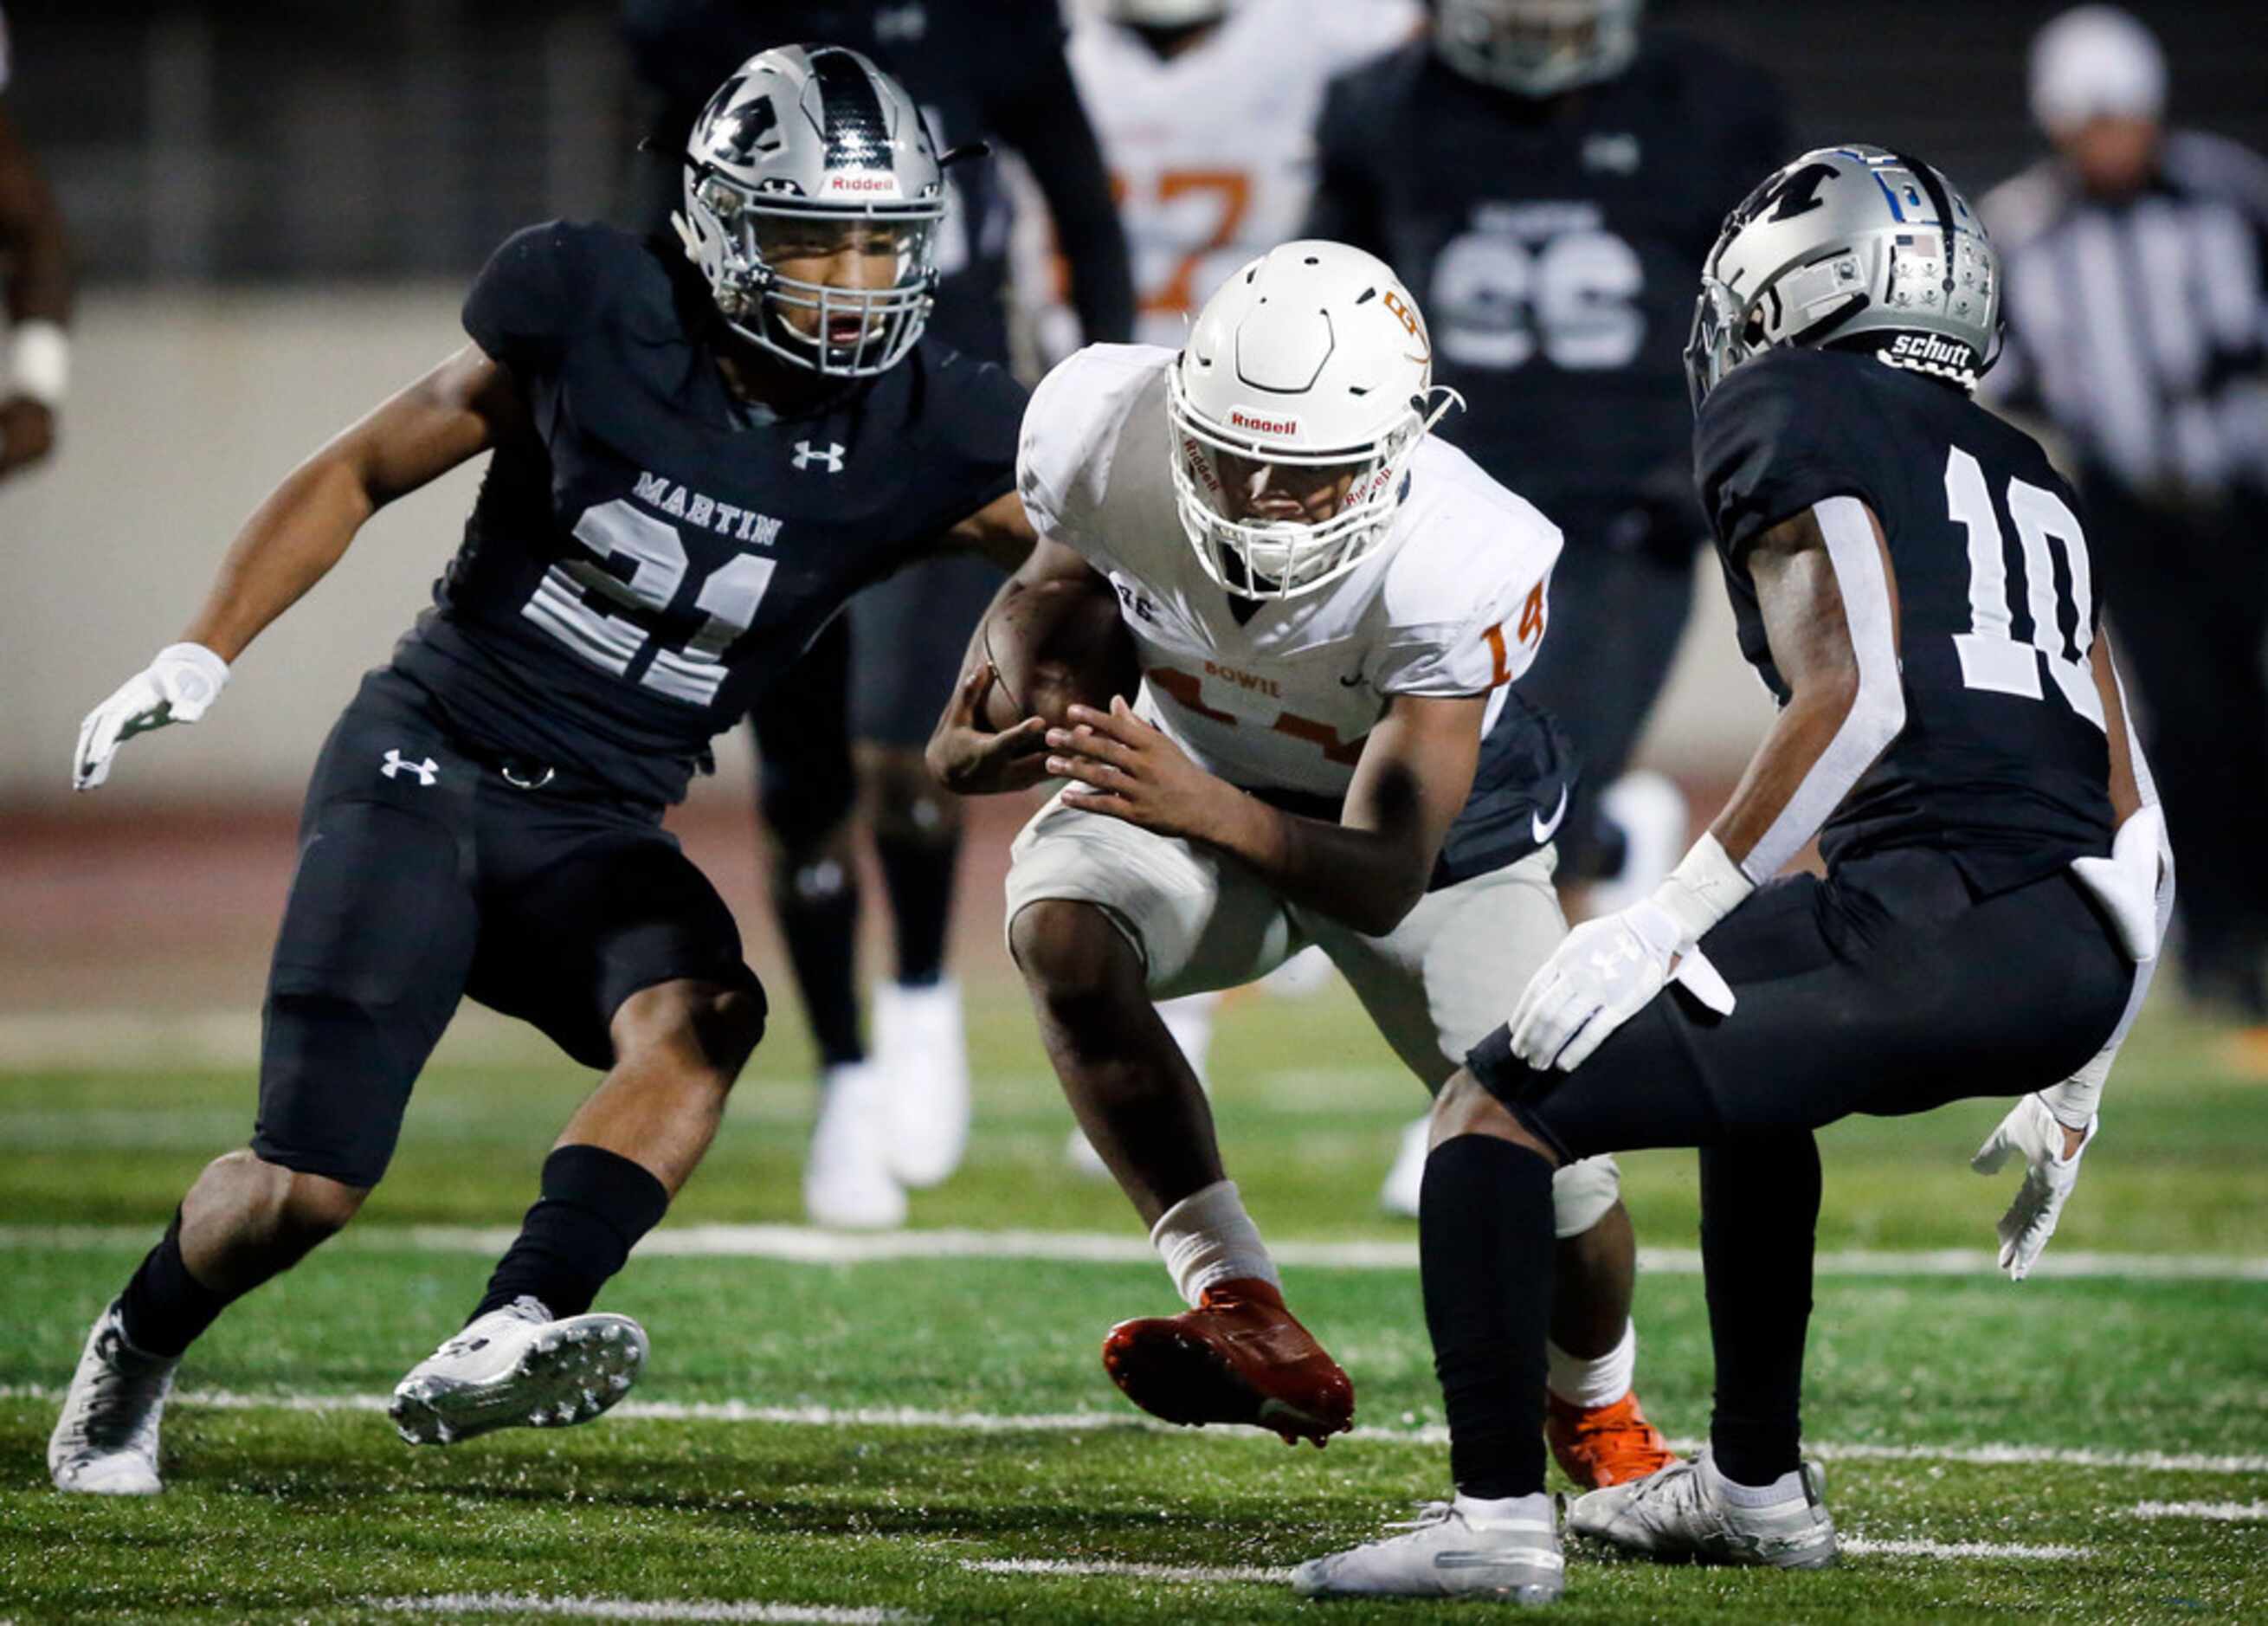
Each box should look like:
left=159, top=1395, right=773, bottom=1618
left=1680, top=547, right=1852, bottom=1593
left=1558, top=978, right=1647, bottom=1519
left=10, top=0, right=2264, bottom=1040
left=3, top=4, right=2265, bottom=1621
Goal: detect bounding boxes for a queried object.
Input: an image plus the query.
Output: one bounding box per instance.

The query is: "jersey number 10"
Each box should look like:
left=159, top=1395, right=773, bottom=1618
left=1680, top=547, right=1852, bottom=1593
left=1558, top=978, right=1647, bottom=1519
left=1942, top=447, right=2104, bottom=732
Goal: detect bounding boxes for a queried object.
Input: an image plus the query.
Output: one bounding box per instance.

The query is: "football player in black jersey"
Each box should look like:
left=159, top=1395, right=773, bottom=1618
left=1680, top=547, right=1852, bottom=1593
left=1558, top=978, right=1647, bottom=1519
left=626, top=1, right=1136, bottom=1229
left=47, top=46, right=1043, bottom=1497
left=1305, top=0, right=1786, bottom=916
left=1295, top=147, right=2172, bottom=1603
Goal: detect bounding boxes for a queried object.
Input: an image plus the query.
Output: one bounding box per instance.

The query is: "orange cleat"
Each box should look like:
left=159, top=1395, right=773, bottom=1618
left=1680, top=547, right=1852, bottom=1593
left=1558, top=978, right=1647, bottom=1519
left=1102, top=1276, right=1354, bottom=1447
left=1547, top=1390, right=1675, bottom=1489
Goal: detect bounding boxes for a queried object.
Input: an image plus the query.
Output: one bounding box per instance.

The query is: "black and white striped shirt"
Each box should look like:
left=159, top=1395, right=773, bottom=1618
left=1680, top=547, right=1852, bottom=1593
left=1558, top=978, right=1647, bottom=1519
left=1983, top=131, right=2268, bottom=499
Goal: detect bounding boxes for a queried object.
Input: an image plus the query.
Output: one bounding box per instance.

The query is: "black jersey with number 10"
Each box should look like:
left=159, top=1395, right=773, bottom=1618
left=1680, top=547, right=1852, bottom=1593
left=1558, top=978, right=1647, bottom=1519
left=1695, top=346, right=2116, bottom=894
left=388, top=222, right=1025, bottom=805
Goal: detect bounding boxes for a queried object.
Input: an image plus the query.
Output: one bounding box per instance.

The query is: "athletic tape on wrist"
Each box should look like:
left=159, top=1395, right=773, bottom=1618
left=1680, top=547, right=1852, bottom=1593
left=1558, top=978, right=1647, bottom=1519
left=7, top=320, right=69, bottom=408
left=1653, top=831, right=1755, bottom=944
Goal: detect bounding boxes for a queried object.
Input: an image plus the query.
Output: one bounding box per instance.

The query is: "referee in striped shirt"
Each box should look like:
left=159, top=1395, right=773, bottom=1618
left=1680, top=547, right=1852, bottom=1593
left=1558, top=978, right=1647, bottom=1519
left=1985, top=5, right=2268, bottom=1020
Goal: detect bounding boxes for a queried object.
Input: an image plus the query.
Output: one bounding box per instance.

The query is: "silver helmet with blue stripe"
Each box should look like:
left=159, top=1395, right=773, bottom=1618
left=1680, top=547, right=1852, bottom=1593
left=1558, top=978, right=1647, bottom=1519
left=675, top=44, right=946, bottom=378
left=1685, top=145, right=2001, bottom=410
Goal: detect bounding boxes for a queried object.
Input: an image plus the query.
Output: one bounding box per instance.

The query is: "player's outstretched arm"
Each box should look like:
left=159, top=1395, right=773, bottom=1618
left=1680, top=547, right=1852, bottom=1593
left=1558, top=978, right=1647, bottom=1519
left=72, top=345, right=524, bottom=790
left=0, top=103, right=73, bottom=480
left=1971, top=631, right=2178, bottom=1280
left=1047, top=690, right=1484, bottom=939
left=1511, top=497, right=1906, bottom=1071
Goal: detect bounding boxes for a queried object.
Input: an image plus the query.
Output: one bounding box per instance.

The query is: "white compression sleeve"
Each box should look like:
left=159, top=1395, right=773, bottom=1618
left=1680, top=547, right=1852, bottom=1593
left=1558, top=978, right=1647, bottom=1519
left=1740, top=496, right=1908, bottom=883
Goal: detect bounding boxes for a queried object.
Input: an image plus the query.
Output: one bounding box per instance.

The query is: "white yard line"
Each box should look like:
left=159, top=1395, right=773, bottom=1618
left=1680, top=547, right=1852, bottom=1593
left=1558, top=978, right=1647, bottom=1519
left=963, top=1539, right=2094, bottom=1582
left=4, top=1383, right=2262, bottom=1475
left=963, top=1558, right=1290, bottom=1584
left=2125, top=1500, right=2268, bottom=1521
left=3, top=1223, right=2261, bottom=1281
left=375, top=1595, right=910, bottom=1623
left=1838, top=1537, right=2091, bottom=1560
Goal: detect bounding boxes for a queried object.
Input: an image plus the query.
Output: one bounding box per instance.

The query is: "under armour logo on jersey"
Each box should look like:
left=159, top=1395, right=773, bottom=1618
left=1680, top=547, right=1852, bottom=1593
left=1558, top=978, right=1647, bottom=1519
left=793, top=441, right=846, bottom=474
left=1582, top=132, right=1641, bottom=174
left=380, top=749, right=438, bottom=786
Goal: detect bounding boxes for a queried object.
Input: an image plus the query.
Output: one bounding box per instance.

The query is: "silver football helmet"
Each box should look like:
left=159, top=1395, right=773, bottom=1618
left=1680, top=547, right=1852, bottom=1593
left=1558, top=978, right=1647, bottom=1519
left=1685, top=145, right=2002, bottom=410
left=1435, top=0, right=1643, bottom=98
left=675, top=44, right=945, bottom=378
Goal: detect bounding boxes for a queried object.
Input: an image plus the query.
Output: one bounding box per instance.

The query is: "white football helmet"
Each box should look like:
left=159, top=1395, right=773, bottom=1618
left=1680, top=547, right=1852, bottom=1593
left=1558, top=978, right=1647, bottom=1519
left=674, top=44, right=945, bottom=378
left=1168, top=241, right=1459, bottom=599
left=1435, top=0, right=1644, bottom=99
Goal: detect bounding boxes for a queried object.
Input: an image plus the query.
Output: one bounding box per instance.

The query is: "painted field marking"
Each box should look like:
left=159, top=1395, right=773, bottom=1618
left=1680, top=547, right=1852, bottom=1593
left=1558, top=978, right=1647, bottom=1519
left=2125, top=1500, right=2268, bottom=1521
left=3, top=1223, right=2261, bottom=1282
left=376, top=1594, right=912, bottom=1623
left=1839, top=1537, right=2092, bottom=1560
left=4, top=1384, right=2262, bottom=1476
left=963, top=1558, right=1289, bottom=1584
left=963, top=1538, right=2093, bottom=1581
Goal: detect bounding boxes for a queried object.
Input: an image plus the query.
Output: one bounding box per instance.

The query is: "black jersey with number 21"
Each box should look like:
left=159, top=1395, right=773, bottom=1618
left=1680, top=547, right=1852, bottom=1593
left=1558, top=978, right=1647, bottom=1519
left=388, top=221, right=1025, bottom=804
left=1695, top=346, right=2116, bottom=894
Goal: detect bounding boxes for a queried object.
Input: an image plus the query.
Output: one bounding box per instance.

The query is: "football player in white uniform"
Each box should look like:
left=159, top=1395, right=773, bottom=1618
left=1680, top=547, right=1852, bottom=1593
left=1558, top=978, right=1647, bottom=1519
left=930, top=242, right=1672, bottom=1481
left=1046, top=0, right=1427, bottom=1192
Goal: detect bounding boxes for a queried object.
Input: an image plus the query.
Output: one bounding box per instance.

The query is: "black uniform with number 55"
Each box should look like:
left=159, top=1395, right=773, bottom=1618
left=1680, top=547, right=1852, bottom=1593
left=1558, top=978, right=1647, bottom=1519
left=250, top=222, right=1022, bottom=1190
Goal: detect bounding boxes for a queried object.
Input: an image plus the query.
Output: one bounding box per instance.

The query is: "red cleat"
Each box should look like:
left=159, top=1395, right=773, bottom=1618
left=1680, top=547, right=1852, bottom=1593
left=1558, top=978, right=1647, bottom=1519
left=1102, top=1276, right=1354, bottom=1447
left=1547, top=1389, right=1675, bottom=1489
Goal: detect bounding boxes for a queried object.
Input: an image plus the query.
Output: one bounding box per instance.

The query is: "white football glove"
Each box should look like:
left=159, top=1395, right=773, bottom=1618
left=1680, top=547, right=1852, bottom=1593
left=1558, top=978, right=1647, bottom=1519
left=2070, top=804, right=2164, bottom=962
left=1510, top=836, right=1746, bottom=1072
left=73, top=642, right=229, bottom=791
left=1970, top=1091, right=2098, bottom=1281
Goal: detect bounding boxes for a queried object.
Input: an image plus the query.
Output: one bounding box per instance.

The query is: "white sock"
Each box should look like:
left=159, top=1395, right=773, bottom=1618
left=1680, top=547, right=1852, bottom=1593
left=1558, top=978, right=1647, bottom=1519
left=1704, top=1451, right=1804, bottom=1506
left=1544, top=1320, right=1635, bottom=1409
left=1150, top=1179, right=1278, bottom=1307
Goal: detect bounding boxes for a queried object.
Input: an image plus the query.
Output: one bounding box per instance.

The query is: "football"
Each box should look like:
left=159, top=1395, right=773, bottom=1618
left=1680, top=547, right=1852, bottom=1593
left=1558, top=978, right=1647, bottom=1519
left=978, top=573, right=1143, bottom=733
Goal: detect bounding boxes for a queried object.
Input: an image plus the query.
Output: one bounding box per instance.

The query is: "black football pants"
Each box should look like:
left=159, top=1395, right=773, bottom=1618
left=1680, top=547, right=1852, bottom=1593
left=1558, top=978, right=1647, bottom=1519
left=1466, top=847, right=2136, bottom=1474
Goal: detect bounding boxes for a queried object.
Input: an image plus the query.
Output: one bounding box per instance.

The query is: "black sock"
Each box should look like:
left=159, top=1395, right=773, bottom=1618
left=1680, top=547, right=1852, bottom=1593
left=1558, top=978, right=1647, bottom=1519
left=117, top=1210, right=232, bottom=1359
left=474, top=1145, right=671, bottom=1322
left=1422, top=1134, right=1557, bottom=1501
left=1701, top=1132, right=1820, bottom=1486
left=875, top=829, right=959, bottom=988
left=774, top=853, right=865, bottom=1067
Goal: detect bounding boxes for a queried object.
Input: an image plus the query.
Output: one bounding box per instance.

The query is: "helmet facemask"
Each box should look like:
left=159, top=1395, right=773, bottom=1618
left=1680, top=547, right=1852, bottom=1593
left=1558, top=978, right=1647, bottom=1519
left=1167, top=366, right=1453, bottom=599
left=680, top=168, right=942, bottom=379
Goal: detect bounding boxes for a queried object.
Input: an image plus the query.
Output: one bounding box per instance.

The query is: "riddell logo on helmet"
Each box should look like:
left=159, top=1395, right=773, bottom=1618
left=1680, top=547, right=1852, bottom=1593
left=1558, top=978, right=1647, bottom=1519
left=1888, top=332, right=1974, bottom=368
left=1228, top=409, right=1299, bottom=436
left=827, top=174, right=896, bottom=193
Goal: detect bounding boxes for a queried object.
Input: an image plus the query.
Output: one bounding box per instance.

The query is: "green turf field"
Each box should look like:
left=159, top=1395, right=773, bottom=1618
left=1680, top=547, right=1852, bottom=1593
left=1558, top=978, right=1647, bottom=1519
left=3, top=988, right=2264, bottom=1623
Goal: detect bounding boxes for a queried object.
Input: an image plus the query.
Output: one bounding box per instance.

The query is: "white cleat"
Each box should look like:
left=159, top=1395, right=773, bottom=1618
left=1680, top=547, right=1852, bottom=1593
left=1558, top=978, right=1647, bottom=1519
left=1569, top=1450, right=1838, bottom=1569
left=1378, top=1114, right=1432, bottom=1219
left=1294, top=1494, right=1565, bottom=1603
left=389, top=1297, right=648, bottom=1447
left=48, top=1300, right=177, bottom=1495
left=877, top=978, right=972, bottom=1190
left=804, top=1061, right=907, bottom=1229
